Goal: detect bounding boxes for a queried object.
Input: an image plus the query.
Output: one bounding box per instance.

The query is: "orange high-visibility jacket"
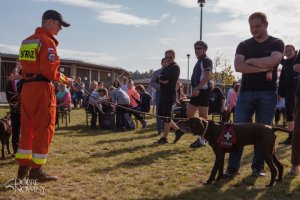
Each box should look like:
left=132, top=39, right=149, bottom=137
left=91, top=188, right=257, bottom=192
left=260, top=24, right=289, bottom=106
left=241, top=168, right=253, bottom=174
left=16, top=27, right=65, bottom=167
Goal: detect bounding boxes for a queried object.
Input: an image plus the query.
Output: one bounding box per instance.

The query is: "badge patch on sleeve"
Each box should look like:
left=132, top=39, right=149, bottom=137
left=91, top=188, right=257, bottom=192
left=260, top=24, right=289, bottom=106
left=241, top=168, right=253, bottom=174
left=48, top=53, right=57, bottom=63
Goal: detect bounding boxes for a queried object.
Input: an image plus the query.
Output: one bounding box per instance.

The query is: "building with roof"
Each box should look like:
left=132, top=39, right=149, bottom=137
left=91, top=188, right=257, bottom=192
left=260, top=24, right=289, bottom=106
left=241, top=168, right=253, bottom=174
left=0, top=53, right=129, bottom=103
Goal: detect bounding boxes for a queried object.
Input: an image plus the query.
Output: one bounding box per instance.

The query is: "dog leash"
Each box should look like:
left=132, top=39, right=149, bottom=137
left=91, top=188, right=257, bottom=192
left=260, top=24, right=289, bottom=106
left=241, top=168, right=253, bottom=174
left=73, top=80, right=189, bottom=121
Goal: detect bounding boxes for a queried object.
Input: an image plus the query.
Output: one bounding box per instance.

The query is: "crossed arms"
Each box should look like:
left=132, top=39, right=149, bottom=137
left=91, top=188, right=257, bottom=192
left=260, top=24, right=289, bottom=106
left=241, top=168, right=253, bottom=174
left=235, top=51, right=283, bottom=74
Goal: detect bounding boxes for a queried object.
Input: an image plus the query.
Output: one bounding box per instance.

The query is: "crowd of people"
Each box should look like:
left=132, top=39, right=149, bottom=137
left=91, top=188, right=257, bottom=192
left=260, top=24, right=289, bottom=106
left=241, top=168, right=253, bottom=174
left=3, top=10, right=300, bottom=184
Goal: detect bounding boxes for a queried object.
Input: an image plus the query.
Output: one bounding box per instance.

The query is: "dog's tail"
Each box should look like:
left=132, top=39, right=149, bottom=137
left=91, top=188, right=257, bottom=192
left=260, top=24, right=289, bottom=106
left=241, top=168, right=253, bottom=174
left=272, top=127, right=293, bottom=134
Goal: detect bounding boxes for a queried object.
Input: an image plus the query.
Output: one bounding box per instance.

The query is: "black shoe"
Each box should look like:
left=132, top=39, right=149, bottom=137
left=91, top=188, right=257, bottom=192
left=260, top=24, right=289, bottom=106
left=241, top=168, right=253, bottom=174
left=157, top=137, right=168, bottom=145
left=224, top=169, right=238, bottom=179
left=173, top=129, right=185, bottom=143
left=279, top=136, right=292, bottom=145
left=189, top=138, right=205, bottom=148
left=29, top=167, right=58, bottom=182
left=17, top=165, right=30, bottom=180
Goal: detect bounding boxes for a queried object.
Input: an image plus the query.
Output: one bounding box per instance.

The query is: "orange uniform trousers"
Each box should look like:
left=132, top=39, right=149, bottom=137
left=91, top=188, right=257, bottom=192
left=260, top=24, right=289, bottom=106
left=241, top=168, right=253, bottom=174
left=16, top=81, right=56, bottom=168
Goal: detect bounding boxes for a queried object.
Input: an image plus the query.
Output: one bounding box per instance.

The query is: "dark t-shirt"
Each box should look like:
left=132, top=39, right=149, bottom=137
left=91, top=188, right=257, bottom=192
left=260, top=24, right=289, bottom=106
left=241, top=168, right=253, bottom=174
left=191, top=56, right=213, bottom=88
left=159, top=62, right=180, bottom=97
left=294, top=52, right=300, bottom=97
left=278, top=56, right=299, bottom=97
left=236, top=36, right=284, bottom=91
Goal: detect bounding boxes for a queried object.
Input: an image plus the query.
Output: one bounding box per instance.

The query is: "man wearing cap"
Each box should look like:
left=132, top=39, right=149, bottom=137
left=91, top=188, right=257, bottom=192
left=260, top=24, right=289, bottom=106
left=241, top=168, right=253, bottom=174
left=174, top=41, right=213, bottom=147
left=16, top=10, right=72, bottom=182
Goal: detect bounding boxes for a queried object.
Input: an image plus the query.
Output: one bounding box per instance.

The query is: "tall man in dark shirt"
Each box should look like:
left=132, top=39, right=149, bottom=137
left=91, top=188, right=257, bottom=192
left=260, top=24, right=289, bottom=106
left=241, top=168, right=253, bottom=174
left=157, top=49, right=184, bottom=144
left=226, top=12, right=284, bottom=177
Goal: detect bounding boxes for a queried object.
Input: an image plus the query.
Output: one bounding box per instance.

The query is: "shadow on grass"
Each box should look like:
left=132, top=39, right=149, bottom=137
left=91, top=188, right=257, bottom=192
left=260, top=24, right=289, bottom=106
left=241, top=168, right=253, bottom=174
left=93, top=148, right=188, bottom=173
left=250, top=172, right=300, bottom=200
left=140, top=175, right=271, bottom=200
left=94, top=133, right=158, bottom=145
left=55, top=124, right=118, bottom=137
left=90, top=143, right=158, bottom=158
left=134, top=124, right=157, bottom=134
left=139, top=179, right=266, bottom=200
left=0, top=158, right=15, bottom=167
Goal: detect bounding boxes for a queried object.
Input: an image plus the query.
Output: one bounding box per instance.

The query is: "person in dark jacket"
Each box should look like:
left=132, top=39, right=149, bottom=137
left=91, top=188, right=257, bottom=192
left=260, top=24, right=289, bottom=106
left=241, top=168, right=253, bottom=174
left=132, top=85, right=152, bottom=128
left=6, top=62, right=23, bottom=157
left=278, top=44, right=299, bottom=144
left=157, top=49, right=185, bottom=144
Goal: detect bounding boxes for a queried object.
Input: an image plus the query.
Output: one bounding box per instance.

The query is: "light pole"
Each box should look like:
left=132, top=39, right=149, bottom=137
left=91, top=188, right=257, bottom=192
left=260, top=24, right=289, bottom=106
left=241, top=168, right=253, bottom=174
left=187, top=54, right=190, bottom=80
left=197, top=0, right=206, bottom=40
left=187, top=53, right=191, bottom=95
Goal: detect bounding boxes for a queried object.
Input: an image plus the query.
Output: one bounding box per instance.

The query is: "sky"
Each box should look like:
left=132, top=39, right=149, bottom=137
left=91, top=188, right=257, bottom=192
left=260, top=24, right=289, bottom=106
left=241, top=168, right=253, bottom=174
left=1, top=0, right=300, bottom=80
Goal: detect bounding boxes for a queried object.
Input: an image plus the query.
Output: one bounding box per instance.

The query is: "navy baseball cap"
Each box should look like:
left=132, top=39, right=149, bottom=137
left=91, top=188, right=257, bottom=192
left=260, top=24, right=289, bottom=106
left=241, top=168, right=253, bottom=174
left=42, top=10, right=70, bottom=27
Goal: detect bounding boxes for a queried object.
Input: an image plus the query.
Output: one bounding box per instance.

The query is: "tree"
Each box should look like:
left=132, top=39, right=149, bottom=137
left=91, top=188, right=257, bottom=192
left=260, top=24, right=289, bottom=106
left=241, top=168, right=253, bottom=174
left=212, top=54, right=236, bottom=87
left=130, top=69, right=154, bottom=79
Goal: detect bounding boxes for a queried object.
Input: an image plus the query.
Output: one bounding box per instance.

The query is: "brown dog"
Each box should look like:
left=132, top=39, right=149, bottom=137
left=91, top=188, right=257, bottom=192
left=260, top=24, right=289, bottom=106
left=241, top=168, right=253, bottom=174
left=175, top=117, right=292, bottom=186
left=0, top=113, right=12, bottom=159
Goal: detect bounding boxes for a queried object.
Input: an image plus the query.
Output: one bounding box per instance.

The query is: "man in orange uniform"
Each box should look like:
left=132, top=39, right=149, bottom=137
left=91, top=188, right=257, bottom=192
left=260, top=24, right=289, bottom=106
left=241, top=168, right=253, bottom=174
left=16, top=10, right=71, bottom=182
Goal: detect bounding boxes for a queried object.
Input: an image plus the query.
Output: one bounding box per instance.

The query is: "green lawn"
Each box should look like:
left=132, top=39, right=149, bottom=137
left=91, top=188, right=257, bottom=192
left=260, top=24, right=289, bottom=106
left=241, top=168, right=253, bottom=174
left=0, top=107, right=299, bottom=200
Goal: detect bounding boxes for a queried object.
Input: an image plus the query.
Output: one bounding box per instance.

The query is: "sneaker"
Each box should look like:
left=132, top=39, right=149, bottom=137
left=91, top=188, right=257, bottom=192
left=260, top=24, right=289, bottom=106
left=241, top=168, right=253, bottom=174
left=157, top=137, right=168, bottom=145
left=251, top=168, right=266, bottom=177
left=29, top=167, right=58, bottom=182
left=279, top=136, right=292, bottom=145
left=173, top=129, right=185, bottom=143
left=189, top=138, right=205, bottom=148
left=142, top=120, right=147, bottom=129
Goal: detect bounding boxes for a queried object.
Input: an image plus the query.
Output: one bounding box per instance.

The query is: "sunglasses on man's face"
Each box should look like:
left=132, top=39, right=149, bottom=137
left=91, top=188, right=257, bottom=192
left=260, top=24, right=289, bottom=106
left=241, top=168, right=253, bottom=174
left=165, top=56, right=174, bottom=59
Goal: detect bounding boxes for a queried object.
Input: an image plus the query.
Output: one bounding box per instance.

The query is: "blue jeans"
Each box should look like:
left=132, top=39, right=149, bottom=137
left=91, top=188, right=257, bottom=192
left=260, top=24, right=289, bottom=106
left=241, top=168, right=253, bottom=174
left=228, top=90, right=277, bottom=172
left=156, top=91, right=164, bottom=132
left=72, top=91, right=83, bottom=106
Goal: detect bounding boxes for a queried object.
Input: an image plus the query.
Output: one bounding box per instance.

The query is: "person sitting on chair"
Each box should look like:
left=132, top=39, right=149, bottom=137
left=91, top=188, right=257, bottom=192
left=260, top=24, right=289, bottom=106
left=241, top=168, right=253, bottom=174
left=173, top=82, right=188, bottom=121
left=131, top=85, right=151, bottom=128
left=56, top=83, right=71, bottom=124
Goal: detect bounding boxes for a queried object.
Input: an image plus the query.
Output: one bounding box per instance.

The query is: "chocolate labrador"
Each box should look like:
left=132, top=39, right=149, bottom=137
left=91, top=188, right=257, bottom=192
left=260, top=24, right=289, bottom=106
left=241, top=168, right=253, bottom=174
left=175, top=117, right=292, bottom=186
left=0, top=113, right=12, bottom=159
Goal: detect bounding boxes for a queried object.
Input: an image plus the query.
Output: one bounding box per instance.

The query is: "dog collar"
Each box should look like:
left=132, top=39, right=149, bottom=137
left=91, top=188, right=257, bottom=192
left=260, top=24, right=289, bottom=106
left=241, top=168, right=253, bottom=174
left=202, top=120, right=209, bottom=137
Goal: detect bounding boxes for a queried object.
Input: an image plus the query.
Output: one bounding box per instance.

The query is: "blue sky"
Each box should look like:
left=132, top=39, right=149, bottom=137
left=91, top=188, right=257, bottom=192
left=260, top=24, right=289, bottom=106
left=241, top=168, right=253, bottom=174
left=1, top=0, right=299, bottom=79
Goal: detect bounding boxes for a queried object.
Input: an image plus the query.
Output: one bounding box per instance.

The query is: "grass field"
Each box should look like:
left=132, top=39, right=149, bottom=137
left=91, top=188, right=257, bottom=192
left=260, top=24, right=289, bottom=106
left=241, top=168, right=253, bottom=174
left=0, top=107, right=299, bottom=200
